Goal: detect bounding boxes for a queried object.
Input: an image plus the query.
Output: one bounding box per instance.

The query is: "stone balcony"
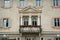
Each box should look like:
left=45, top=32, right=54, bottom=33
left=19, top=25, right=41, bottom=33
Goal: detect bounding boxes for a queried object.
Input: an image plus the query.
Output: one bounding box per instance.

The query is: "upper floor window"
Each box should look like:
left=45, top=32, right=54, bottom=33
left=3, top=18, right=8, bottom=27
left=23, top=16, right=29, bottom=26
left=53, top=0, right=60, bottom=6
left=36, top=0, right=40, bottom=6
left=32, top=16, right=37, bottom=26
left=54, top=18, right=60, bottom=26
left=53, top=0, right=58, bottom=6
left=56, top=37, right=60, bottom=40
left=4, top=0, right=10, bottom=7
left=19, top=0, right=24, bottom=6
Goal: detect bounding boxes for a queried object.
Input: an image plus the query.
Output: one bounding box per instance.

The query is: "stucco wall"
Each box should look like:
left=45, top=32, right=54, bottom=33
left=0, top=0, right=60, bottom=33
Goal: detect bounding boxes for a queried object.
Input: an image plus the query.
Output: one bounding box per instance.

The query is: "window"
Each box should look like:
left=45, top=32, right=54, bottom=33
left=36, top=0, right=40, bottom=6
left=53, top=0, right=60, bottom=6
left=41, top=38, right=43, bottom=40
left=23, top=16, right=28, bottom=26
left=19, top=0, right=24, bottom=6
left=27, top=38, right=31, bottom=40
left=3, top=18, right=8, bottom=27
left=53, top=0, right=58, bottom=6
left=26, top=37, right=34, bottom=40
left=4, top=0, right=10, bottom=7
left=54, top=18, right=60, bottom=26
left=56, top=38, right=60, bottom=40
left=32, top=17, right=37, bottom=26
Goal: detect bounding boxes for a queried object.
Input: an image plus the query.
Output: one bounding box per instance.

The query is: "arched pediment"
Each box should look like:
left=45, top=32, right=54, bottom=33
left=19, top=6, right=42, bottom=13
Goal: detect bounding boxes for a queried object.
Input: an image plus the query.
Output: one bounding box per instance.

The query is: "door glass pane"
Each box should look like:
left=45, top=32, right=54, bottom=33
left=32, top=17, right=37, bottom=26
left=23, top=16, right=28, bottom=26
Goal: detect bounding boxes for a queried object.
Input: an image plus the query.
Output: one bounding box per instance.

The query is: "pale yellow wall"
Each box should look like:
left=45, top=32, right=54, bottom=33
left=0, top=0, right=60, bottom=33
left=42, top=0, right=60, bottom=31
left=0, top=0, right=19, bottom=32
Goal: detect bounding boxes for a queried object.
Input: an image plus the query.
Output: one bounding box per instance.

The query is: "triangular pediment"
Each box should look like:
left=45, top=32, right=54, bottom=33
left=19, top=6, right=42, bottom=13
left=25, top=8, right=36, bottom=12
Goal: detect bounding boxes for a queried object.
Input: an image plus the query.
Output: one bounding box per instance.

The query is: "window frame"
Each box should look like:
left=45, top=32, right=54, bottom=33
left=3, top=18, right=9, bottom=27
left=54, top=18, right=60, bottom=27
left=36, top=0, right=40, bottom=6
left=55, top=37, right=60, bottom=40
left=19, top=0, right=24, bottom=7
left=4, top=0, right=11, bottom=8
left=23, top=16, right=29, bottom=26
left=53, top=0, right=58, bottom=6
left=32, top=17, right=37, bottom=26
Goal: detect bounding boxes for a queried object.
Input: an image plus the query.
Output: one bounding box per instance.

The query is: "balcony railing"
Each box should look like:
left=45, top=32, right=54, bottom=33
left=19, top=25, right=41, bottom=33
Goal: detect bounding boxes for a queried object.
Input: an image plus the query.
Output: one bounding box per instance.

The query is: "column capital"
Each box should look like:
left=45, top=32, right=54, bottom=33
left=20, top=16, right=23, bottom=18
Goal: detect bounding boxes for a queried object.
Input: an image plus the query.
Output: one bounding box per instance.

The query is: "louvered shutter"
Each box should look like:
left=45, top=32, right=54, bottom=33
left=8, top=19, right=12, bottom=27
left=0, top=19, right=3, bottom=27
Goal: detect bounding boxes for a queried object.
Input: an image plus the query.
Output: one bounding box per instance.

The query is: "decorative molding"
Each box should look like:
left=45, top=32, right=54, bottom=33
left=0, top=32, right=19, bottom=34
left=42, top=31, right=60, bottom=35
left=51, top=6, right=60, bottom=8
left=18, top=7, right=26, bottom=9
left=52, top=27, right=60, bottom=29
left=20, top=25, right=41, bottom=27
left=1, top=6, right=11, bottom=9
left=53, top=17, right=60, bottom=18
left=34, top=6, right=43, bottom=10
left=19, top=6, right=42, bottom=13
left=0, top=27, right=11, bottom=30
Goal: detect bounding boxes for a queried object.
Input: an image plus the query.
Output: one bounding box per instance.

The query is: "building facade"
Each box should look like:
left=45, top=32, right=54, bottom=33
left=0, top=0, right=60, bottom=40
